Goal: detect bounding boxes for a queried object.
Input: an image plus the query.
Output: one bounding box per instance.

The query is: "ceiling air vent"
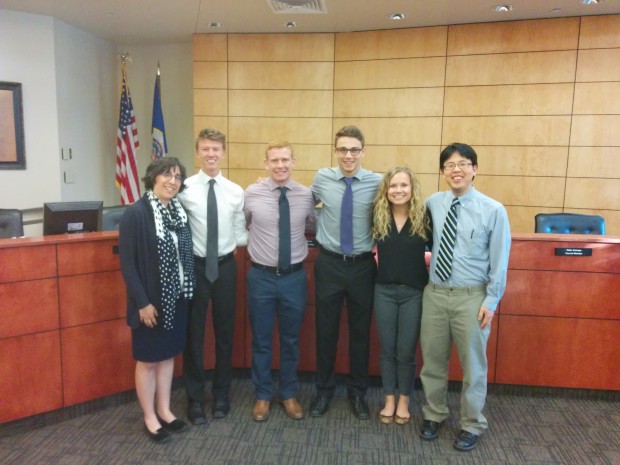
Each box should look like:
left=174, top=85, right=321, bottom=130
left=266, top=0, right=327, bottom=14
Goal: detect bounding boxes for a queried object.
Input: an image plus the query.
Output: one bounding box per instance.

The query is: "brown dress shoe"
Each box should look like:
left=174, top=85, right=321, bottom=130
left=281, top=398, right=304, bottom=420
left=252, top=400, right=270, bottom=422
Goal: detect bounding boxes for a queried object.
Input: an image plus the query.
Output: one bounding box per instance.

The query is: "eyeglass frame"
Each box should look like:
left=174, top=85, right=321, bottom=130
left=442, top=161, right=474, bottom=172
left=160, top=172, right=184, bottom=183
left=334, top=146, right=364, bottom=156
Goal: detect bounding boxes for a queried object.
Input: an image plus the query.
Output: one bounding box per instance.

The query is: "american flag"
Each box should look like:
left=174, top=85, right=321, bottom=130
left=115, top=65, right=140, bottom=204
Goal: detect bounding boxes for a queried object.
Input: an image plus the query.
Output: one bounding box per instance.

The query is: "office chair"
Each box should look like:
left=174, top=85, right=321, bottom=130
left=101, top=205, right=127, bottom=231
left=0, top=209, right=24, bottom=238
left=534, top=213, right=605, bottom=235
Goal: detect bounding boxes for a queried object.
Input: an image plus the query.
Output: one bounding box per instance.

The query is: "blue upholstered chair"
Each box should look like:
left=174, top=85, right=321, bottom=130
left=101, top=205, right=127, bottom=231
left=0, top=209, right=24, bottom=238
left=534, top=213, right=605, bottom=235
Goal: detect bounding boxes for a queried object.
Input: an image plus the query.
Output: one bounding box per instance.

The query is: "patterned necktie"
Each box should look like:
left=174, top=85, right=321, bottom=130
left=277, top=186, right=291, bottom=269
left=340, top=177, right=354, bottom=255
left=435, top=197, right=460, bottom=282
left=206, top=178, right=219, bottom=282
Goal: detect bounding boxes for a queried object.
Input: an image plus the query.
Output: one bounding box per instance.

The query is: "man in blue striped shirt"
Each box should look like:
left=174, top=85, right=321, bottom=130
left=419, top=143, right=511, bottom=452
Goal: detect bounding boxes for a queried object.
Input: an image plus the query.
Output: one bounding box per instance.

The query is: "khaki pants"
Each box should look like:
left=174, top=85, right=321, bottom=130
left=420, top=283, right=490, bottom=435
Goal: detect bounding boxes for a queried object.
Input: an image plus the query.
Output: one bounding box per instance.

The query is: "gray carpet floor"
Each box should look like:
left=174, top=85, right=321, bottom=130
left=1, top=377, right=619, bottom=465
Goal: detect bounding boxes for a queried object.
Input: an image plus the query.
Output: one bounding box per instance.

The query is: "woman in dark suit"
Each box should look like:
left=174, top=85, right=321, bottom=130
left=119, top=157, right=195, bottom=443
left=372, top=167, right=431, bottom=425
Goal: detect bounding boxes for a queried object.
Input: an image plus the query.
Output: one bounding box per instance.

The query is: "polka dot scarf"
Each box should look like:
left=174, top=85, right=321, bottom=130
left=146, top=190, right=195, bottom=330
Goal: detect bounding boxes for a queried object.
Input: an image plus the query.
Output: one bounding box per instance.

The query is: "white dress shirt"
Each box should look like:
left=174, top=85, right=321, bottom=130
left=178, top=170, right=248, bottom=257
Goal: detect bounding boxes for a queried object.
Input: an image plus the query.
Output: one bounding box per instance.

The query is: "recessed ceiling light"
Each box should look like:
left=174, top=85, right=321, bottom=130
left=492, top=5, right=514, bottom=12
left=209, top=22, right=221, bottom=28
left=390, top=13, right=406, bottom=21
left=285, top=21, right=297, bottom=28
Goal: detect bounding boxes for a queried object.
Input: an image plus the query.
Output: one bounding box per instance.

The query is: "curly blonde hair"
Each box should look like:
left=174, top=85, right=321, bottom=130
left=372, top=167, right=429, bottom=241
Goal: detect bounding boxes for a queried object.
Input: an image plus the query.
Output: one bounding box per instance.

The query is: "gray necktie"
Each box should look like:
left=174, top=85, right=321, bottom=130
left=206, top=178, right=219, bottom=282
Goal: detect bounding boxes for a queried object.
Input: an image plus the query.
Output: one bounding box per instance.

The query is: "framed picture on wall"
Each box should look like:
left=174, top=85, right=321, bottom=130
left=0, top=81, right=26, bottom=170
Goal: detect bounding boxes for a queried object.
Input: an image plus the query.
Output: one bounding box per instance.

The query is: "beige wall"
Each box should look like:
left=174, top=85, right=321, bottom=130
left=193, top=15, right=620, bottom=234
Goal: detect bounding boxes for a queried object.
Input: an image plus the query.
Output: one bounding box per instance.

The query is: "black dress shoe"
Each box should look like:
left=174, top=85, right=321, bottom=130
left=144, top=425, right=172, bottom=444
left=453, top=430, right=480, bottom=451
left=309, top=396, right=331, bottom=417
left=212, top=399, right=230, bottom=419
left=349, top=396, right=370, bottom=420
left=419, top=420, right=441, bottom=441
left=158, top=417, right=189, bottom=433
left=187, top=401, right=206, bottom=425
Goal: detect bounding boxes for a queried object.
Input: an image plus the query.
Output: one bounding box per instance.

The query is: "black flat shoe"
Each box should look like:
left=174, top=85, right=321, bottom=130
left=453, top=430, right=480, bottom=451
left=144, top=425, right=172, bottom=443
left=158, top=417, right=189, bottom=433
left=419, top=420, right=441, bottom=441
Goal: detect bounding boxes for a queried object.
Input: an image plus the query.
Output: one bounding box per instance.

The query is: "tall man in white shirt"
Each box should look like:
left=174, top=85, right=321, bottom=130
left=244, top=141, right=316, bottom=422
left=178, top=128, right=248, bottom=424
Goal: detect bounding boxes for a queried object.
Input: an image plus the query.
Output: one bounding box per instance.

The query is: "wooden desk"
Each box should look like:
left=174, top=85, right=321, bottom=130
left=1, top=232, right=618, bottom=423
left=496, top=233, right=620, bottom=390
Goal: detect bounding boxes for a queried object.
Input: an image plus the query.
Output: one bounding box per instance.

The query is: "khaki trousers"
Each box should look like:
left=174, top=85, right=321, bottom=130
left=420, top=283, right=490, bottom=435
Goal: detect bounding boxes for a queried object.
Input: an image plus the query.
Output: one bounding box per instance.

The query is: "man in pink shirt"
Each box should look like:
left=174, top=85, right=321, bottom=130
left=244, top=141, right=316, bottom=422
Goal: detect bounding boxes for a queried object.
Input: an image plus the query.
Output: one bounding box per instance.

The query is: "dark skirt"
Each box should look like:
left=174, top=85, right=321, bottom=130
left=132, top=298, right=188, bottom=362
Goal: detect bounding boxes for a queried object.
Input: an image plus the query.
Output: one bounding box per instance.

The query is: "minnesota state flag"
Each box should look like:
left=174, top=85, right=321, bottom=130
left=151, top=63, right=167, bottom=159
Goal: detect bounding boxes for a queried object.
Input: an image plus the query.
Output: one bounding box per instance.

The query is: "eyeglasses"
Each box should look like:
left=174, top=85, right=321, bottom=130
left=335, top=147, right=363, bottom=156
left=161, top=172, right=183, bottom=182
left=442, top=161, right=473, bottom=172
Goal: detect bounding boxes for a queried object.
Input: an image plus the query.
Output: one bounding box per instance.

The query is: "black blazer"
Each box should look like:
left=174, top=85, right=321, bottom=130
left=118, top=198, right=162, bottom=329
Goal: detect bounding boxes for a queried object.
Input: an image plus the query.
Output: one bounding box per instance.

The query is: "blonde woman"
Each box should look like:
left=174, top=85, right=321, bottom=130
left=372, top=167, right=431, bottom=425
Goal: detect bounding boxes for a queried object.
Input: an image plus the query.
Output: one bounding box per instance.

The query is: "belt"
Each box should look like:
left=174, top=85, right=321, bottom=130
left=194, top=252, right=235, bottom=265
left=428, top=283, right=486, bottom=294
left=320, top=246, right=374, bottom=263
left=251, top=262, right=303, bottom=276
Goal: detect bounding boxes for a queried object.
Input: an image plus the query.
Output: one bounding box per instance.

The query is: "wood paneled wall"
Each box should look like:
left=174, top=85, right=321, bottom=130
left=193, top=15, right=620, bottom=234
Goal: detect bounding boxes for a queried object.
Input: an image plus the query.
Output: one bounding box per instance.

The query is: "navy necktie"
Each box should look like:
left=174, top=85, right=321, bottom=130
left=206, top=178, right=219, bottom=282
left=277, top=186, right=291, bottom=269
left=340, top=177, right=354, bottom=255
left=436, top=197, right=460, bottom=281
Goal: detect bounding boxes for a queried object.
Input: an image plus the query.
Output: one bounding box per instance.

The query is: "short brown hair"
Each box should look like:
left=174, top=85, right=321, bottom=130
left=195, top=128, right=226, bottom=151
left=142, top=157, right=188, bottom=193
left=334, top=126, right=365, bottom=147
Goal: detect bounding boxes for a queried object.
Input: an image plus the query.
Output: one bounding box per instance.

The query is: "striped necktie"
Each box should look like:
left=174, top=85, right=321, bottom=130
left=435, top=197, right=460, bottom=282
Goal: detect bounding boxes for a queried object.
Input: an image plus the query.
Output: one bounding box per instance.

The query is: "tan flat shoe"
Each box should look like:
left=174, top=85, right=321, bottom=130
left=394, top=414, right=411, bottom=425
left=379, top=412, right=394, bottom=424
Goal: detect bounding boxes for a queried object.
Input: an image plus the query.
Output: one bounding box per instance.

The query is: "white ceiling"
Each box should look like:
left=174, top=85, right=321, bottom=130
left=0, top=0, right=618, bottom=45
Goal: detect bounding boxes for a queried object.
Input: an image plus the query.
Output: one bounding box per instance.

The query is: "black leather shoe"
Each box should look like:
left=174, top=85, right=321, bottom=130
left=187, top=401, right=206, bottom=425
left=419, top=420, right=441, bottom=441
left=309, top=396, right=331, bottom=417
left=158, top=417, right=189, bottom=433
left=144, top=425, right=172, bottom=443
left=453, top=430, right=480, bottom=451
left=212, top=399, right=230, bottom=419
left=349, top=396, right=370, bottom=420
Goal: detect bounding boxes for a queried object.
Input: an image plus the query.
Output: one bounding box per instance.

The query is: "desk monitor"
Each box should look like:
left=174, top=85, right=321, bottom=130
left=43, top=201, right=103, bottom=235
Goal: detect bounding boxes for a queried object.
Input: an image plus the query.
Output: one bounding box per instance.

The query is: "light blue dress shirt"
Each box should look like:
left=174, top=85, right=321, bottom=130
left=311, top=166, right=382, bottom=254
left=426, top=186, right=511, bottom=311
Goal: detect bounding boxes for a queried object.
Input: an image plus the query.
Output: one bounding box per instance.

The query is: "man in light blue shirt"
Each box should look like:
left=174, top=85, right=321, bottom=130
left=309, top=126, right=382, bottom=420
left=419, top=143, right=511, bottom=452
